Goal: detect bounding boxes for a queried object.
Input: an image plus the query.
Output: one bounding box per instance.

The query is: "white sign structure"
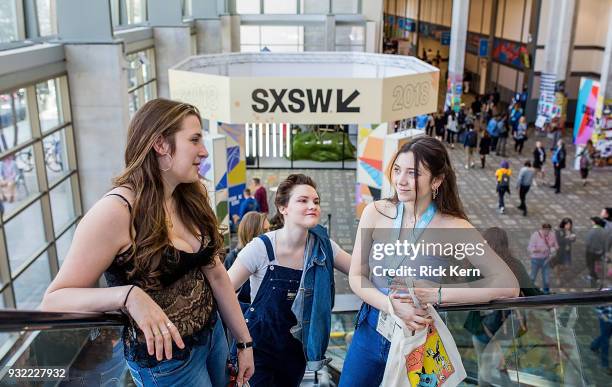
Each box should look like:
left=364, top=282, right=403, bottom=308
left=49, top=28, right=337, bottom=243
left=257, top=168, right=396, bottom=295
left=169, top=52, right=439, bottom=124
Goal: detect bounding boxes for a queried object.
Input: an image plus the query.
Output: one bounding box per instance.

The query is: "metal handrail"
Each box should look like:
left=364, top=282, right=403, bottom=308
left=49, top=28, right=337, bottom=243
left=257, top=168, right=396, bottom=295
left=437, top=289, right=612, bottom=312
left=0, top=310, right=126, bottom=332
left=1, top=290, right=611, bottom=332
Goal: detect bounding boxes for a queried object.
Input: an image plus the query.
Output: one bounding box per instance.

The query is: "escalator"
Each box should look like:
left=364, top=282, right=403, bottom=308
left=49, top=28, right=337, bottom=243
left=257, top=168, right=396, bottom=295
left=1, top=291, right=611, bottom=386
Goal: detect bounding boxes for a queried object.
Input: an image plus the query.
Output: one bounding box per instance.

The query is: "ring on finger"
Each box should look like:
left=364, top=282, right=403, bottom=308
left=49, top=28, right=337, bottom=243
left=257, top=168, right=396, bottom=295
left=166, top=321, right=173, bottom=328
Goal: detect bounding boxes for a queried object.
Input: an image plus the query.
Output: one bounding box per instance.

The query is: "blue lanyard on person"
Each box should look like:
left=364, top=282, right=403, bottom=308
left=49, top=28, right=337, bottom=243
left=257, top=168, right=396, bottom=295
left=376, top=200, right=436, bottom=342
left=386, top=200, right=437, bottom=287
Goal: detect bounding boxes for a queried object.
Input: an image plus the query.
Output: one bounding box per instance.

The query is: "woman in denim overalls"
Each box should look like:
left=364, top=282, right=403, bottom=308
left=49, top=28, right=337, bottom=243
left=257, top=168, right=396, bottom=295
left=228, top=174, right=351, bottom=386
left=340, top=136, right=520, bottom=386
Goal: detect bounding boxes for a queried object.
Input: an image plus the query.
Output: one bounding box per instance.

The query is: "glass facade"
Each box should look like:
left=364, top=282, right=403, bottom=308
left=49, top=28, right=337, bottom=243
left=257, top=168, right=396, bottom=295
left=0, top=0, right=20, bottom=44
left=127, top=48, right=157, bottom=117
left=240, top=25, right=305, bottom=52
left=0, top=75, right=80, bottom=312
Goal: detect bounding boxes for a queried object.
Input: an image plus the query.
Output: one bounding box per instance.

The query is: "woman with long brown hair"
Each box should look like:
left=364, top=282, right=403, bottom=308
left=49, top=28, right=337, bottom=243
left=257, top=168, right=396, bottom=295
left=41, top=99, right=254, bottom=386
left=340, top=135, right=518, bottom=386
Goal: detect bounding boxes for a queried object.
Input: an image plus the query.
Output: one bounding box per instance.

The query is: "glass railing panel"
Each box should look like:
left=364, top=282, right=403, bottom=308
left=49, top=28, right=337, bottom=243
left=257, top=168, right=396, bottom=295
left=0, top=327, right=132, bottom=386
left=329, top=301, right=611, bottom=387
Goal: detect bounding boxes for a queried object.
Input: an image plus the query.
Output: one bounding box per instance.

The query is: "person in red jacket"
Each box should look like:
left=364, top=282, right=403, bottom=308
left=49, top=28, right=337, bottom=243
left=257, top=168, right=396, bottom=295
left=251, top=177, right=269, bottom=214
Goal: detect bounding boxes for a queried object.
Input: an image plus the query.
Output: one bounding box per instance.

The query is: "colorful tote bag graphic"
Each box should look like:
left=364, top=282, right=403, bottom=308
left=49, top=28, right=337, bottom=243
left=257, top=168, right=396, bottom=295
left=381, top=299, right=467, bottom=387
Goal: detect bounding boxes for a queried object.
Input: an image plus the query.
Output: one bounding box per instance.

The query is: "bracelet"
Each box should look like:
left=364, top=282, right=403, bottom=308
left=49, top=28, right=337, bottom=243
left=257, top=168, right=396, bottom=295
left=123, top=285, right=136, bottom=308
left=236, top=341, right=253, bottom=350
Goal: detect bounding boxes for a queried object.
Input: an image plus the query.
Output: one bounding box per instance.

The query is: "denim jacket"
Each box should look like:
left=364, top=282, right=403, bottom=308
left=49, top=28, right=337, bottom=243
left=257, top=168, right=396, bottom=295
left=290, top=224, right=335, bottom=371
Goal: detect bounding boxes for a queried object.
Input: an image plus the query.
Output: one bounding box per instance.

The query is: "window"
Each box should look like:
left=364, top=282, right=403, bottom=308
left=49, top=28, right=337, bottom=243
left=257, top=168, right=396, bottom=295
left=0, top=89, right=32, bottom=148
left=126, top=0, right=146, bottom=24
left=335, top=25, right=365, bottom=52
left=264, top=0, right=297, bottom=14
left=182, top=0, right=192, bottom=18
left=332, top=0, right=359, bottom=14
left=111, top=0, right=147, bottom=28
left=301, top=0, right=329, bottom=14
left=0, top=75, right=81, bottom=312
left=240, top=26, right=304, bottom=52
left=35, top=0, right=57, bottom=37
left=36, top=78, right=63, bottom=132
left=0, top=0, right=20, bottom=43
left=236, top=0, right=261, bottom=14
left=127, top=48, right=157, bottom=116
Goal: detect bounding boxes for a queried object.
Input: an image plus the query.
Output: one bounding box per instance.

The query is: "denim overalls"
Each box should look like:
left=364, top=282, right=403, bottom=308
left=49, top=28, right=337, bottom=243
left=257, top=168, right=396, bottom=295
left=244, top=234, right=306, bottom=387
left=339, top=202, right=436, bottom=387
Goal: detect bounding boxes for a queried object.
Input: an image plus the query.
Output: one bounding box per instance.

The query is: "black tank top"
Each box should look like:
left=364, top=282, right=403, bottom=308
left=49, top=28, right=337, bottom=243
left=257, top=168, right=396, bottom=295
left=103, top=193, right=218, bottom=368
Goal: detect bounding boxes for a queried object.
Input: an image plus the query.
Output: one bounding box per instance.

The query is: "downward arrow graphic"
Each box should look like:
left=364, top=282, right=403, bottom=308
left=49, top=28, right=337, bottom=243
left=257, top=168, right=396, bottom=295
left=337, top=90, right=360, bottom=113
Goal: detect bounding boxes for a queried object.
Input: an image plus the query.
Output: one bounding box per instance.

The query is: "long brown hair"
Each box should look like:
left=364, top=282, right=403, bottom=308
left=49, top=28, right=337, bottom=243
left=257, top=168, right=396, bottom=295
left=385, top=136, right=467, bottom=221
left=113, top=98, right=222, bottom=289
left=237, top=212, right=268, bottom=248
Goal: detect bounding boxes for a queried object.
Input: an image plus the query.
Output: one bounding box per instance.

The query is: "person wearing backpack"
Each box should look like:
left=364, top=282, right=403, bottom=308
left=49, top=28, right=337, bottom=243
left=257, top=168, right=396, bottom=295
left=495, top=160, right=512, bottom=214
left=496, top=114, right=509, bottom=157
left=578, top=139, right=596, bottom=186
left=463, top=125, right=478, bottom=169
left=551, top=139, right=566, bottom=194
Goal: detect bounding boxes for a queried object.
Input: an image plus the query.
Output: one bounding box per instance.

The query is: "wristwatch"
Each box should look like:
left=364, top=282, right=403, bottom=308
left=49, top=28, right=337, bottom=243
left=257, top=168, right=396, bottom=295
left=236, top=341, right=253, bottom=350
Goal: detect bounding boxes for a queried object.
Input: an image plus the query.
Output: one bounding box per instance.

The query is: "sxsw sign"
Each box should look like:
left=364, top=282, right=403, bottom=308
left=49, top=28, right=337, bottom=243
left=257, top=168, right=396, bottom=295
left=251, top=88, right=360, bottom=114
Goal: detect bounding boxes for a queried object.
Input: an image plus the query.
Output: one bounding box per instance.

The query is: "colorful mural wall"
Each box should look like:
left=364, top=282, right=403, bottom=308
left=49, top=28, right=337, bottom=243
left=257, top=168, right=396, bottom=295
left=216, top=123, right=247, bottom=222
left=356, top=123, right=388, bottom=218
left=200, top=133, right=230, bottom=246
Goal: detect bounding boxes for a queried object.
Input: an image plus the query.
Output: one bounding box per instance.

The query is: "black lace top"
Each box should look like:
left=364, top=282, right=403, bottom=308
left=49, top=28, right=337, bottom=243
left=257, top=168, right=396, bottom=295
left=103, top=193, right=218, bottom=368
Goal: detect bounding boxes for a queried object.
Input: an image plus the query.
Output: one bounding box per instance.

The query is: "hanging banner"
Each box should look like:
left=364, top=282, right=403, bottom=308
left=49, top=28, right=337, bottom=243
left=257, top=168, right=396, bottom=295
left=536, top=73, right=557, bottom=128
left=170, top=53, right=439, bottom=124
left=573, top=78, right=602, bottom=145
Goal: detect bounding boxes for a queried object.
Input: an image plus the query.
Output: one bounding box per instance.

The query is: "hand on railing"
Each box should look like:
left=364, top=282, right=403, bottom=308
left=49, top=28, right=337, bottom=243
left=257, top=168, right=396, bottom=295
left=124, top=286, right=185, bottom=361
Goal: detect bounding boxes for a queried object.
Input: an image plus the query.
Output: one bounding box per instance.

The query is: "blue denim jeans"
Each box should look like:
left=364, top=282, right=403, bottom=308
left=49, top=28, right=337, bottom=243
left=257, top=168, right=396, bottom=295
left=530, top=258, right=550, bottom=293
left=126, top=317, right=228, bottom=387
left=591, top=318, right=612, bottom=367
left=339, top=305, right=391, bottom=387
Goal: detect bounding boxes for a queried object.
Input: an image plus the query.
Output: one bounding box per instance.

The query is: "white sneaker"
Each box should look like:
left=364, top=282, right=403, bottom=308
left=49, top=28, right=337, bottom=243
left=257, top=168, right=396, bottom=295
left=465, top=164, right=469, bottom=169
left=470, top=162, right=475, bottom=168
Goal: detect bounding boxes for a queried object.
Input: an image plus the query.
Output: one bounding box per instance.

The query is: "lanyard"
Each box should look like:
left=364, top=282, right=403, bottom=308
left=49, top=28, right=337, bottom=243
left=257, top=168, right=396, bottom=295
left=385, top=201, right=437, bottom=286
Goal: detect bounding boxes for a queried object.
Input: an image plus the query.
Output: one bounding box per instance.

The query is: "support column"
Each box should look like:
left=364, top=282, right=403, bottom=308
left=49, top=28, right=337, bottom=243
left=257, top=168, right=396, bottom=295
left=525, top=0, right=542, bottom=120
left=148, top=0, right=190, bottom=99
left=220, top=14, right=240, bottom=53
left=537, top=0, right=576, bottom=128
left=57, top=0, right=129, bottom=211
left=325, top=15, right=336, bottom=51
left=365, top=21, right=377, bottom=53
left=543, top=0, right=576, bottom=84
left=445, top=0, right=469, bottom=112
left=192, top=0, right=223, bottom=54
left=599, top=8, right=612, bottom=102
left=484, top=0, right=498, bottom=94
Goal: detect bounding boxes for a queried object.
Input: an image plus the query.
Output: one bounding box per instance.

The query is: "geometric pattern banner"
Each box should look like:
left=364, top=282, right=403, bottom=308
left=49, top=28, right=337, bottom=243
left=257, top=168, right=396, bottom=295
left=218, top=123, right=246, bottom=219
left=201, top=133, right=230, bottom=247
left=356, top=123, right=389, bottom=218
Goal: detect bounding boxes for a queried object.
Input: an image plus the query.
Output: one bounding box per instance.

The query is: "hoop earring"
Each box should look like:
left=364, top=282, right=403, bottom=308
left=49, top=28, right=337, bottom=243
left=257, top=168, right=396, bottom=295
left=159, top=154, right=173, bottom=172
left=432, top=187, right=438, bottom=200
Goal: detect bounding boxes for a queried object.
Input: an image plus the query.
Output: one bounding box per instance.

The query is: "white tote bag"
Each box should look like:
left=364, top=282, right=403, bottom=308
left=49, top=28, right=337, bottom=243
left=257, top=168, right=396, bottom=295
left=381, top=298, right=467, bottom=387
